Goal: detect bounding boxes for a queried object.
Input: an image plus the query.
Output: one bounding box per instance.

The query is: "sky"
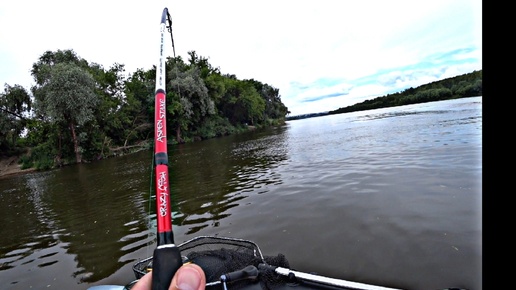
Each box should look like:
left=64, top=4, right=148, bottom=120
left=0, top=0, right=482, bottom=116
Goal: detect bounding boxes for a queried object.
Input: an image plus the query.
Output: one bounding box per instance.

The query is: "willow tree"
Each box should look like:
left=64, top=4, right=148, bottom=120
left=39, top=62, right=98, bottom=163
left=169, top=66, right=214, bottom=143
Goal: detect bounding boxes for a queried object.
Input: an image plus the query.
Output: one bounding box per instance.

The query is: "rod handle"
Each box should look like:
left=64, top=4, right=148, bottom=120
left=151, top=245, right=182, bottom=290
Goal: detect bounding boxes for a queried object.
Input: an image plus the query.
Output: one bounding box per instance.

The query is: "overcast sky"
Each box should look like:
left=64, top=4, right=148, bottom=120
left=0, top=0, right=482, bottom=116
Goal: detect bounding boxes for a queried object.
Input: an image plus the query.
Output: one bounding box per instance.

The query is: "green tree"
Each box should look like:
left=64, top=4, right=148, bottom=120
left=218, top=77, right=265, bottom=125
left=239, top=81, right=265, bottom=125
left=87, top=62, right=129, bottom=155
left=31, top=49, right=89, bottom=86
left=245, top=79, right=287, bottom=122
left=36, top=62, right=98, bottom=163
left=169, top=65, right=214, bottom=142
left=120, top=68, right=155, bottom=147
left=0, top=84, right=32, bottom=153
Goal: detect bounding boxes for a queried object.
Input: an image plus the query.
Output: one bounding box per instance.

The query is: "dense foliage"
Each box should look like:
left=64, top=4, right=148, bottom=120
left=0, top=84, right=31, bottom=155
left=0, top=49, right=289, bottom=170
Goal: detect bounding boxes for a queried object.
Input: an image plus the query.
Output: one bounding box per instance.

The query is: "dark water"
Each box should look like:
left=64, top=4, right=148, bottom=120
left=0, top=97, right=482, bottom=290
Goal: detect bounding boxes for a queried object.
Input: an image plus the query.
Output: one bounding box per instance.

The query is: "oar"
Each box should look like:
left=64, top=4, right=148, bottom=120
left=150, top=7, right=182, bottom=290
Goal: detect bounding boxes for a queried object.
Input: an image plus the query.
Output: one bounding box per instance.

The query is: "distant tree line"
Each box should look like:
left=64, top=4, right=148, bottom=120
left=287, top=70, right=482, bottom=120
left=328, top=70, right=482, bottom=115
left=0, top=49, right=289, bottom=170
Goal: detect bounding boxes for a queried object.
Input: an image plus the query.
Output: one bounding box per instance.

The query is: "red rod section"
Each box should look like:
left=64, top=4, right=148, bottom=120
left=154, top=90, right=172, bottom=242
left=153, top=7, right=173, bottom=246
left=150, top=8, right=182, bottom=290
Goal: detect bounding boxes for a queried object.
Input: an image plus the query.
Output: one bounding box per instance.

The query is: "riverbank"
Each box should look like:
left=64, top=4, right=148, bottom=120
left=0, top=126, right=262, bottom=179
left=0, top=156, right=37, bottom=178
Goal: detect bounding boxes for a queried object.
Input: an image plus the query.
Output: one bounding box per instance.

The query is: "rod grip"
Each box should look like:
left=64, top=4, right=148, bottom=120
left=151, top=245, right=182, bottom=290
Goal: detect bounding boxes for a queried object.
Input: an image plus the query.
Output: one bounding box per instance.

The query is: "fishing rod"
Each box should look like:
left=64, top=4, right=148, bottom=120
left=150, top=7, right=182, bottom=290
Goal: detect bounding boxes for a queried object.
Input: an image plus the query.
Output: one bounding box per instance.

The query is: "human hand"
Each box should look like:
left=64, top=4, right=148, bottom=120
left=131, top=263, right=206, bottom=290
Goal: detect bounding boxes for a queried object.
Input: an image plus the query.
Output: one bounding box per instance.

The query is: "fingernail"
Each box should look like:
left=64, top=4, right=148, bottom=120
left=176, top=266, right=202, bottom=290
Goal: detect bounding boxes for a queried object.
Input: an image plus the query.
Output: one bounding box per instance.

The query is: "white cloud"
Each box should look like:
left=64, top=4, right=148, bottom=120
left=0, top=0, right=482, bottom=116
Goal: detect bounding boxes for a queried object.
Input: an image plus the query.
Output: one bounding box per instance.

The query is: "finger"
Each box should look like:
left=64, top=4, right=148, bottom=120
left=131, top=271, right=153, bottom=290
left=169, top=263, right=206, bottom=290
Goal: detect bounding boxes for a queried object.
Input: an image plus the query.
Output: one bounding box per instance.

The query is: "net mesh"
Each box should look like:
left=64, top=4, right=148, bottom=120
left=133, top=236, right=291, bottom=289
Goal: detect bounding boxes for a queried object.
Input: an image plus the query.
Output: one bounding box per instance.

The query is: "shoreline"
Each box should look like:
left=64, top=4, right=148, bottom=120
left=0, top=156, right=37, bottom=178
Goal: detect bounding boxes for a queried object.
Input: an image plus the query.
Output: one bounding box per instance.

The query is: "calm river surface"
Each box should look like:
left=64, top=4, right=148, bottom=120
left=0, top=97, right=482, bottom=290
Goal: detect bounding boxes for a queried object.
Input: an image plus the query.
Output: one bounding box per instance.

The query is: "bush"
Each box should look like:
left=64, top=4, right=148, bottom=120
left=194, top=116, right=236, bottom=139
left=20, top=142, right=57, bottom=170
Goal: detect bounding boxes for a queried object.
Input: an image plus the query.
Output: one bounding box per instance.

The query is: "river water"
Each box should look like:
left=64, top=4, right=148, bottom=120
left=0, top=97, right=482, bottom=290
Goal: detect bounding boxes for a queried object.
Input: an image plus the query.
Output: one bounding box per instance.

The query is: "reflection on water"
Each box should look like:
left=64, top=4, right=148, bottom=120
left=166, top=126, right=289, bottom=235
left=0, top=97, right=481, bottom=290
left=0, top=154, right=154, bottom=287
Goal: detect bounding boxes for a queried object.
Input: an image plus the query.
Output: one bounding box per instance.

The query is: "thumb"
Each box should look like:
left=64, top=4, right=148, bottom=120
left=170, top=263, right=206, bottom=290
